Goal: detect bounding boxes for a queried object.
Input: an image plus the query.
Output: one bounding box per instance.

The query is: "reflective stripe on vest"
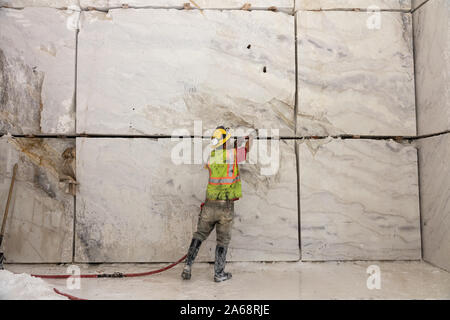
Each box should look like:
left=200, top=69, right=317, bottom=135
left=208, top=175, right=241, bottom=185
left=208, top=149, right=240, bottom=185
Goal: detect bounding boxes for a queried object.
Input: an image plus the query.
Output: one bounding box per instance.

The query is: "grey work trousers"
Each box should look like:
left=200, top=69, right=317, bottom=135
left=193, top=200, right=235, bottom=247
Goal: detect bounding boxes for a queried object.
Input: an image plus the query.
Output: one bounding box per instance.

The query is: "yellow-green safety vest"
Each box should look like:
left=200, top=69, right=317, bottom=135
left=206, top=148, right=242, bottom=200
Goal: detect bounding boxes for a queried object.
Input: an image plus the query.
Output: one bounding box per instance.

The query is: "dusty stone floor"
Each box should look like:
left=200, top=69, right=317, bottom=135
left=5, top=261, right=450, bottom=300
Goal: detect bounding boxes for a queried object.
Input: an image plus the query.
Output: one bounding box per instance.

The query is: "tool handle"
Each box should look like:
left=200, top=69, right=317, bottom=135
left=1, top=163, right=18, bottom=237
left=235, top=129, right=257, bottom=148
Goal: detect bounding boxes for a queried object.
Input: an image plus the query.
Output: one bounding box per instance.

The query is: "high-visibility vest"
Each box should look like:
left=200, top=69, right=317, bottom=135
left=206, top=148, right=242, bottom=200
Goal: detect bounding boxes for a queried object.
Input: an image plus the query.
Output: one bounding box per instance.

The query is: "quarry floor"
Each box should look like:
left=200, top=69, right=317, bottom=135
left=5, top=261, right=450, bottom=300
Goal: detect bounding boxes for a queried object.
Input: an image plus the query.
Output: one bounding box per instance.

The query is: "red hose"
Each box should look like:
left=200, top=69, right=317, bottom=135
left=31, top=254, right=186, bottom=279
left=53, top=288, right=87, bottom=300
left=33, top=255, right=187, bottom=300
left=121, top=254, right=187, bottom=277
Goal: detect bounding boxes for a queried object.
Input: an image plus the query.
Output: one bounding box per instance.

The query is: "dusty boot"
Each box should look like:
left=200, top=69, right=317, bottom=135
left=181, top=238, right=202, bottom=280
left=214, top=245, right=232, bottom=282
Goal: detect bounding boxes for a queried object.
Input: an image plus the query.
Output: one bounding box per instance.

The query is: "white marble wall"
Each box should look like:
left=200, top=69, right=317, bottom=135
left=0, top=8, right=78, bottom=135
left=0, top=136, right=74, bottom=262
left=296, top=11, right=416, bottom=136
left=76, top=9, right=295, bottom=136
left=416, top=134, right=450, bottom=272
left=75, top=138, right=298, bottom=262
left=299, top=138, right=421, bottom=261
left=80, top=0, right=293, bottom=10
left=413, top=0, right=450, bottom=135
left=0, top=0, right=425, bottom=264
left=296, top=0, right=411, bottom=11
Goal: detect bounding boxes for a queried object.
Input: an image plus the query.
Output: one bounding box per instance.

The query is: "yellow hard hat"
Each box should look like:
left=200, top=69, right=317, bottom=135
left=211, top=126, right=231, bottom=149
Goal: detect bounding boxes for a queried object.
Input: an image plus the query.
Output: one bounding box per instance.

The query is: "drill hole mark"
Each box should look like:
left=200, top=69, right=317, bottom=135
left=263, top=66, right=267, bottom=73
left=247, top=44, right=251, bottom=49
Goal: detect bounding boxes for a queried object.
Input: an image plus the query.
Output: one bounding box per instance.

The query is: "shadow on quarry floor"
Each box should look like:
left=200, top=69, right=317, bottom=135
left=4, top=261, right=450, bottom=300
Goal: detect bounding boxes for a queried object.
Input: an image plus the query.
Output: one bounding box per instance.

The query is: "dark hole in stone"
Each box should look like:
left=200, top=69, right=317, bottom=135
left=247, top=44, right=251, bottom=49
left=263, top=66, right=267, bottom=73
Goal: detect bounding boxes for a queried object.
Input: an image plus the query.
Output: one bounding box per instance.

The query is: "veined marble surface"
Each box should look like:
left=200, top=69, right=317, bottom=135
left=0, top=136, right=74, bottom=262
left=299, top=138, right=421, bottom=261
left=416, top=134, right=450, bottom=272
left=75, top=138, right=298, bottom=262
left=76, top=9, right=295, bottom=136
left=296, top=11, right=416, bottom=136
left=413, top=0, right=450, bottom=135
left=0, top=0, right=77, bottom=8
left=0, top=8, right=78, bottom=135
left=80, top=0, right=293, bottom=10
left=295, top=0, right=411, bottom=11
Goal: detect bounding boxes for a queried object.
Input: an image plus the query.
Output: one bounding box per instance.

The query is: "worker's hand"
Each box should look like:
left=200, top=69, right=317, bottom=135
left=246, top=130, right=256, bottom=151
left=236, top=136, right=246, bottom=149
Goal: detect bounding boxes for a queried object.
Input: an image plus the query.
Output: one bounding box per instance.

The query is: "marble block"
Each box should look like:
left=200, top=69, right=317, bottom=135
left=295, top=0, right=411, bottom=11
left=296, top=11, right=416, bottom=136
left=80, top=0, right=293, bottom=11
left=416, top=134, right=450, bottom=272
left=413, top=0, right=450, bottom=135
left=0, top=0, right=77, bottom=8
left=0, top=8, right=78, bottom=135
left=0, top=136, right=74, bottom=262
left=76, top=9, right=295, bottom=136
left=299, top=138, right=421, bottom=261
left=75, top=138, right=298, bottom=262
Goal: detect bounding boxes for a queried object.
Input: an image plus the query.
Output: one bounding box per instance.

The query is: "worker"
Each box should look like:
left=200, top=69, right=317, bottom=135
left=181, top=126, right=252, bottom=282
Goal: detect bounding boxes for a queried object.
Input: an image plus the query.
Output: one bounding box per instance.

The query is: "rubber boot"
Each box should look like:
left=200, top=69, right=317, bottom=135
left=181, top=238, right=202, bottom=280
left=214, top=245, right=232, bottom=282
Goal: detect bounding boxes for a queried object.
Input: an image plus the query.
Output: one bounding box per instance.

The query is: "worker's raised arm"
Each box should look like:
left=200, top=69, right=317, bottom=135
left=236, top=130, right=256, bottom=163
left=245, top=130, right=256, bottom=154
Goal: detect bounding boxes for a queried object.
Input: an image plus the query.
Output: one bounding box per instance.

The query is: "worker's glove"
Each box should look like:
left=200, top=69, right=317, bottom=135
left=236, top=129, right=256, bottom=148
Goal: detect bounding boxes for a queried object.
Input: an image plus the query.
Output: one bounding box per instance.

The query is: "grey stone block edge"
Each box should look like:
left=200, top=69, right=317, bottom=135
left=0, top=1, right=295, bottom=13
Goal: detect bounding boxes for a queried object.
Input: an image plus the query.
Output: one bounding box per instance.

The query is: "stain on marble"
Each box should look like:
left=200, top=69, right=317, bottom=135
left=0, top=136, right=74, bottom=262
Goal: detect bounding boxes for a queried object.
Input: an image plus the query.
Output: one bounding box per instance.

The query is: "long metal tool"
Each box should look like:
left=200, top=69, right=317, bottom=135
left=0, top=163, right=18, bottom=270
